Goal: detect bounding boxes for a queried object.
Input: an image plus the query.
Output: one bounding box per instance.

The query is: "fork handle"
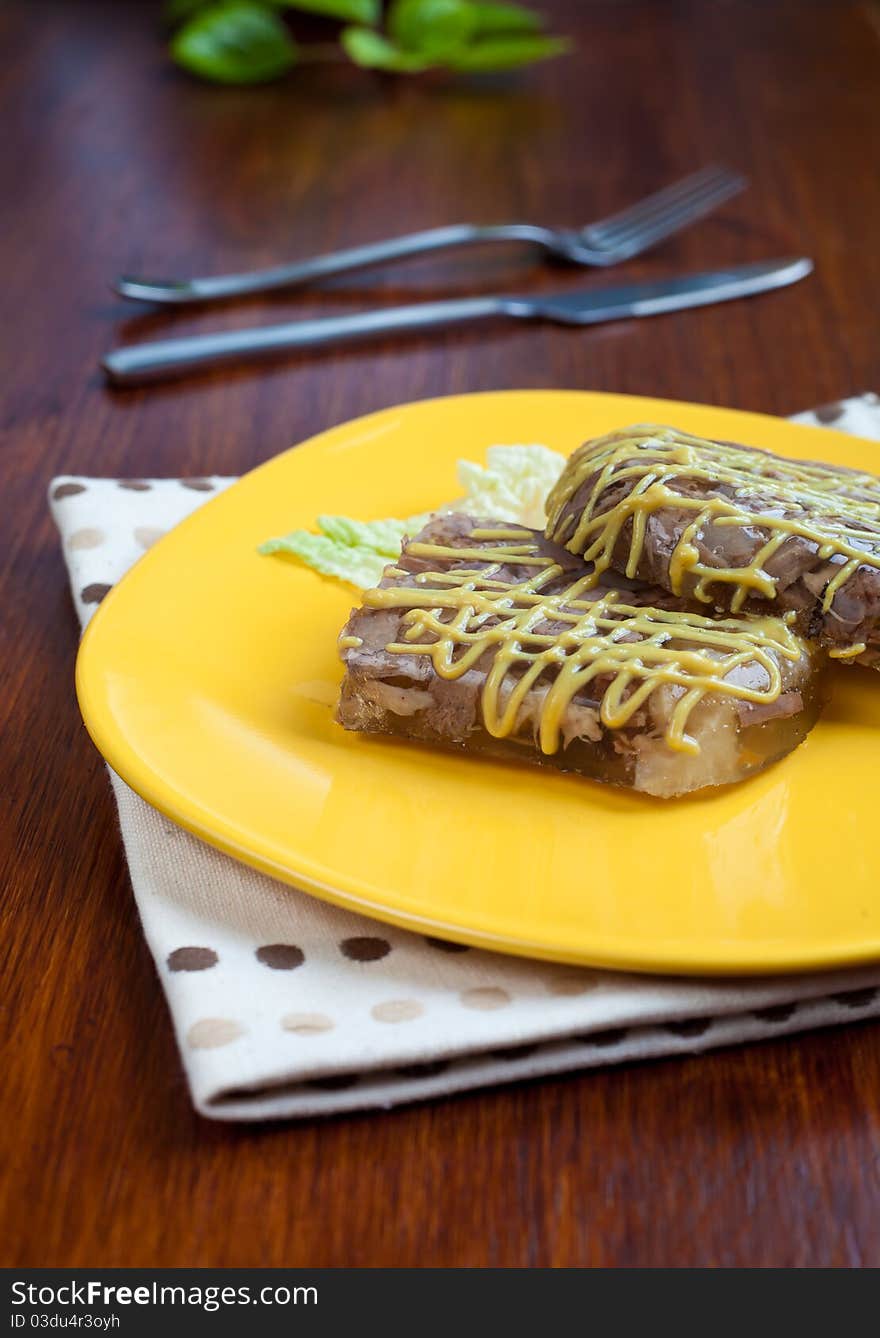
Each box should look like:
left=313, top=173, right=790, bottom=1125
left=103, top=296, right=512, bottom=385
left=114, top=225, right=550, bottom=306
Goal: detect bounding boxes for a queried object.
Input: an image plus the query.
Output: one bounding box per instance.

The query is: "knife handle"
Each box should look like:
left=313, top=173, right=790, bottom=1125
left=103, top=297, right=507, bottom=385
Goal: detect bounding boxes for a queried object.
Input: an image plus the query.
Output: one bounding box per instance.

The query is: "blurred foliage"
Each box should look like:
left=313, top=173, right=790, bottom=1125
left=166, top=0, right=570, bottom=84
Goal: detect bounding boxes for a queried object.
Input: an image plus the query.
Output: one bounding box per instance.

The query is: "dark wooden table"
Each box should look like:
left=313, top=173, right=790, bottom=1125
left=4, top=0, right=880, bottom=1268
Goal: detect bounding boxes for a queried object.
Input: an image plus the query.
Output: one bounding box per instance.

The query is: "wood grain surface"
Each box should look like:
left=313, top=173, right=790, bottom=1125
left=3, top=0, right=880, bottom=1268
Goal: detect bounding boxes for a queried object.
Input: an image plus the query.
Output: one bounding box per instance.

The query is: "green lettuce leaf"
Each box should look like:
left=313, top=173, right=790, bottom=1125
left=453, top=443, right=565, bottom=528
left=259, top=530, right=393, bottom=589
left=259, top=443, right=565, bottom=589
left=315, top=514, right=420, bottom=552
left=259, top=513, right=429, bottom=588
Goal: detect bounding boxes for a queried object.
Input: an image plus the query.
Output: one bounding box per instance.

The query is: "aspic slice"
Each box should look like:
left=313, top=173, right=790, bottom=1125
left=545, top=423, right=880, bottom=668
left=336, top=514, right=825, bottom=798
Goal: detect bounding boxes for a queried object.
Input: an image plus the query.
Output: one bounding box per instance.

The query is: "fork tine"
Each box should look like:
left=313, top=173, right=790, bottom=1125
left=590, top=170, right=745, bottom=251
left=584, top=166, right=745, bottom=251
left=584, top=165, right=739, bottom=247
left=586, top=171, right=743, bottom=253
left=595, top=174, right=746, bottom=259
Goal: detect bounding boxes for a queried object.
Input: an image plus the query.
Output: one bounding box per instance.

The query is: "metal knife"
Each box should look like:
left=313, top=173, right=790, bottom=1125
left=102, top=257, right=812, bottom=386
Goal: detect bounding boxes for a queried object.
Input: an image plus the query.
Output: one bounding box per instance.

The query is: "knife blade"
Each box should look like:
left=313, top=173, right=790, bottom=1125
left=520, top=257, right=813, bottom=324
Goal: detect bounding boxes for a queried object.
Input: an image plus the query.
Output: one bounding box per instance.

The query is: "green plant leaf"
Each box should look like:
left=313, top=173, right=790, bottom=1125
left=388, top=0, right=477, bottom=57
left=451, top=33, right=569, bottom=70
left=273, top=0, right=380, bottom=21
left=170, top=3, right=298, bottom=84
left=341, top=26, right=434, bottom=70
left=469, top=2, right=542, bottom=35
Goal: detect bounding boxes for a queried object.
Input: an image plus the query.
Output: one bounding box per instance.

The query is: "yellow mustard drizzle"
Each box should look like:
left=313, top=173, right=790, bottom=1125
left=828, top=642, right=866, bottom=659
left=544, top=426, right=880, bottom=629
left=358, top=528, right=804, bottom=756
left=338, top=635, right=363, bottom=649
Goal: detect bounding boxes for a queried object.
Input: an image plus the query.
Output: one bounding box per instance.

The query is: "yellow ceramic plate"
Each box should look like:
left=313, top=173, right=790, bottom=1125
left=76, top=391, right=880, bottom=975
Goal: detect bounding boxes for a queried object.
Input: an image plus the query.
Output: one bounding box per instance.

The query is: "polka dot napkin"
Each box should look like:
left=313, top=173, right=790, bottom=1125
left=51, top=395, right=880, bottom=1121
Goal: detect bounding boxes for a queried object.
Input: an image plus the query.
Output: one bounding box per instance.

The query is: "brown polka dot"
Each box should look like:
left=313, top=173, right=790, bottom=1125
left=134, top=525, right=166, bottom=550
left=665, top=1018, right=712, bottom=1038
left=181, top=478, right=215, bottom=492
left=831, top=987, right=879, bottom=1009
left=371, top=999, right=424, bottom=1023
left=167, top=946, right=218, bottom=972
left=395, top=1060, right=450, bottom=1078
left=814, top=401, right=845, bottom=424
left=80, top=582, right=112, bottom=604
left=580, top=1027, right=629, bottom=1047
left=339, top=936, right=391, bottom=963
left=752, top=1003, right=796, bottom=1024
left=424, top=935, right=470, bottom=954
left=544, top=970, right=599, bottom=997
left=256, top=943, right=304, bottom=971
left=460, top=987, right=511, bottom=1011
left=68, top=527, right=105, bottom=551
left=281, top=1012, right=334, bottom=1035
left=187, top=1018, right=245, bottom=1049
left=53, top=482, right=86, bottom=500
left=117, top=480, right=152, bottom=491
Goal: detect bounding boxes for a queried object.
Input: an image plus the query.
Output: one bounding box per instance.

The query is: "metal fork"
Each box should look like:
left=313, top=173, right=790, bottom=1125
left=114, top=165, right=745, bottom=306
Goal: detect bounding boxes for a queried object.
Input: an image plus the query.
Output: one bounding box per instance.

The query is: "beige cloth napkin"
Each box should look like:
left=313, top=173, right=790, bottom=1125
left=51, top=395, right=880, bottom=1121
